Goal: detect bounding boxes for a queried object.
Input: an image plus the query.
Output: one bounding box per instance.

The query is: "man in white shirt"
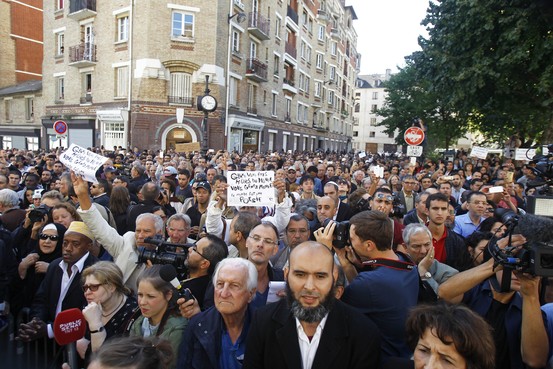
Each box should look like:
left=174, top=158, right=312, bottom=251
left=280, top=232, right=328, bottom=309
left=243, top=241, right=381, bottom=369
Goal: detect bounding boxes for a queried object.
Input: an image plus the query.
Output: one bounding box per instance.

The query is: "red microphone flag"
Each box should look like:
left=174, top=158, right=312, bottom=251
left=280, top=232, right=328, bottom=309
left=53, top=308, right=86, bottom=346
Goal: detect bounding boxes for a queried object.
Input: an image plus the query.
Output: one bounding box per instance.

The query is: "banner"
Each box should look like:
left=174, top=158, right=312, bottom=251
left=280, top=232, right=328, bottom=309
left=227, top=171, right=275, bottom=207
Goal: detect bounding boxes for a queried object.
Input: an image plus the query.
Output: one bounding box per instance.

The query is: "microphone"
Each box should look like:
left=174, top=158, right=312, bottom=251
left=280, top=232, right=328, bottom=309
left=495, top=208, right=553, bottom=244
left=53, top=308, right=86, bottom=346
left=159, top=265, right=195, bottom=301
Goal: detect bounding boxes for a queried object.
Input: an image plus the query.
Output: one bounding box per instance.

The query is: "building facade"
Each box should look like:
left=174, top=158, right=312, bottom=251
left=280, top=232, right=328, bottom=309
left=0, top=0, right=44, bottom=149
left=38, top=0, right=358, bottom=152
left=353, top=70, right=401, bottom=154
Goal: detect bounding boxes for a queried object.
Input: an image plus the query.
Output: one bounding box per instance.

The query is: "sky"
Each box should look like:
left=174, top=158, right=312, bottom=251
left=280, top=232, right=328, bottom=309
left=346, top=0, right=430, bottom=75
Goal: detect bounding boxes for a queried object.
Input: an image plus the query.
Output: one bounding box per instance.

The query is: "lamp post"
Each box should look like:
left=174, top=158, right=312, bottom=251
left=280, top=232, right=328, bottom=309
left=197, top=75, right=217, bottom=154
left=224, top=3, right=246, bottom=150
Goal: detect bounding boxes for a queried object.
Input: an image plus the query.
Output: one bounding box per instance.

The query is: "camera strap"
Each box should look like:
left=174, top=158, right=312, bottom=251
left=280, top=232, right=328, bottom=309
left=363, top=252, right=416, bottom=271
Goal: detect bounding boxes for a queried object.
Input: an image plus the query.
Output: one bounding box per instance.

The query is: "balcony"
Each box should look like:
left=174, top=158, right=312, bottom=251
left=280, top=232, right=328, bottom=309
left=69, top=43, right=97, bottom=67
left=247, top=106, right=258, bottom=115
left=330, top=28, right=341, bottom=41
left=80, top=93, right=93, bottom=105
left=68, top=0, right=97, bottom=21
left=245, top=58, right=268, bottom=82
left=248, top=12, right=270, bottom=40
left=168, top=96, right=194, bottom=106
left=283, top=78, right=297, bottom=94
left=313, top=124, right=328, bottom=132
left=285, top=42, right=297, bottom=59
left=317, top=9, right=328, bottom=22
left=286, top=6, right=298, bottom=25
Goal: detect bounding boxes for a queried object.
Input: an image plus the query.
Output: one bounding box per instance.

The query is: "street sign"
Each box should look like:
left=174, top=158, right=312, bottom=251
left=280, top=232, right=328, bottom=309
left=406, top=145, right=423, bottom=157
left=404, top=127, right=425, bottom=146
left=53, top=120, right=68, bottom=135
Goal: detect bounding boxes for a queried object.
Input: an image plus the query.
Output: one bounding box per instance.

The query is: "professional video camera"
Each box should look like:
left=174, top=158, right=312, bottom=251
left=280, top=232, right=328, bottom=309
left=349, top=196, right=371, bottom=215
left=322, top=218, right=350, bottom=249
left=528, top=144, right=553, bottom=195
left=487, top=209, right=553, bottom=279
left=136, top=237, right=193, bottom=274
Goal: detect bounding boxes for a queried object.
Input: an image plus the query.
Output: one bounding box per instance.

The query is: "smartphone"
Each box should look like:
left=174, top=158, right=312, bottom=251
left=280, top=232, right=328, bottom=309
left=489, top=186, right=504, bottom=194
left=442, top=176, right=454, bottom=181
left=182, top=288, right=195, bottom=301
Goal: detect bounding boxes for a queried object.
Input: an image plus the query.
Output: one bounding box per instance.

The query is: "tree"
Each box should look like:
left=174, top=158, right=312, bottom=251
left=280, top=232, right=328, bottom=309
left=378, top=55, right=467, bottom=150
left=418, top=0, right=553, bottom=145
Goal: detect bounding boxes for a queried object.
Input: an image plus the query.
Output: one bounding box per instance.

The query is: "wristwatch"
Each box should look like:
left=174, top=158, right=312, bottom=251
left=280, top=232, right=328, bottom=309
left=90, top=326, right=105, bottom=334
left=421, top=272, right=432, bottom=280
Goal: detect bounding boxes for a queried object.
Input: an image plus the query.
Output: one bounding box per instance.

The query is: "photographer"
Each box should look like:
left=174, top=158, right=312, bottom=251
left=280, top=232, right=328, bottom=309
left=127, top=181, right=176, bottom=232
left=438, top=234, right=549, bottom=369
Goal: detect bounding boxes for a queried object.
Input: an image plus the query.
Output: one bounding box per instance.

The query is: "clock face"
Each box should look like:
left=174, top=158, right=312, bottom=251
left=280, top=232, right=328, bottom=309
left=201, top=95, right=217, bottom=111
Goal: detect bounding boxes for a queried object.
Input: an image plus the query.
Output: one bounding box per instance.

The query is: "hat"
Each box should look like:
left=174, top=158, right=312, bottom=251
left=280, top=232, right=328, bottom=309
left=163, top=166, right=177, bottom=175
left=288, top=167, right=296, bottom=173
left=195, top=181, right=211, bottom=192
left=195, top=173, right=207, bottom=181
left=66, top=221, right=95, bottom=241
left=104, top=166, right=118, bottom=173
left=32, top=189, right=43, bottom=199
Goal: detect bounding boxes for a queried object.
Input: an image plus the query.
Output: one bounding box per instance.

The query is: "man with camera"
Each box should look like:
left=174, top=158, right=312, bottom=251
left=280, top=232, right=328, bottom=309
left=369, top=187, right=404, bottom=248
left=334, top=211, right=419, bottom=360
left=439, top=234, right=549, bottom=369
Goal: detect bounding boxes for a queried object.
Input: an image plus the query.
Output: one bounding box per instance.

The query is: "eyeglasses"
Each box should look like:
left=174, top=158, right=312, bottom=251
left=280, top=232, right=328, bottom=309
left=82, top=283, right=105, bottom=292
left=248, top=235, right=277, bottom=247
left=39, top=233, right=60, bottom=241
left=374, top=193, right=394, bottom=202
left=191, top=245, right=208, bottom=260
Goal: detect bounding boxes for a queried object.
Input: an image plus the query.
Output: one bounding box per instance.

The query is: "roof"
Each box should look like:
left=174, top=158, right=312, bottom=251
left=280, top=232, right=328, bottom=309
left=0, top=80, right=42, bottom=97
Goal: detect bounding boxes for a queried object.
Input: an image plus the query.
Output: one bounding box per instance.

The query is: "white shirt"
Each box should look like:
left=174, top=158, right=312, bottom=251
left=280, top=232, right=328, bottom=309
left=296, top=314, right=329, bottom=369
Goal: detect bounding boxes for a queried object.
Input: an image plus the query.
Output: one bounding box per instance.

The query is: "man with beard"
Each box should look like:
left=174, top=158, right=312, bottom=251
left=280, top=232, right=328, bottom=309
left=179, top=234, right=228, bottom=310
left=270, top=214, right=311, bottom=270
left=243, top=241, right=381, bottom=369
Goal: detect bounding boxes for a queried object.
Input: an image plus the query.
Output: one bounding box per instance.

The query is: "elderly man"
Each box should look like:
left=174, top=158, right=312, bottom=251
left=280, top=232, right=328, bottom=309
left=243, top=241, right=381, bottom=369
left=166, top=213, right=193, bottom=245
left=177, top=258, right=257, bottom=369
left=18, top=221, right=98, bottom=342
left=402, top=223, right=458, bottom=294
left=271, top=214, right=311, bottom=270
left=0, top=189, right=26, bottom=231
left=72, top=173, right=164, bottom=293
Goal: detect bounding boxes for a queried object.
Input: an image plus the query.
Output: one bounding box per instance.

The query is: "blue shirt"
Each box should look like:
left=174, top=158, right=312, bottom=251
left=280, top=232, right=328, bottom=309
left=453, top=213, right=484, bottom=238
left=219, top=311, right=250, bottom=369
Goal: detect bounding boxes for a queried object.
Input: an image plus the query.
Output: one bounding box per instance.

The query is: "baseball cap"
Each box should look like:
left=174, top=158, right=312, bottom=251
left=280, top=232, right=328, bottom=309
left=163, top=166, right=177, bottom=175
left=288, top=167, right=296, bottom=172
left=195, top=181, right=211, bottom=192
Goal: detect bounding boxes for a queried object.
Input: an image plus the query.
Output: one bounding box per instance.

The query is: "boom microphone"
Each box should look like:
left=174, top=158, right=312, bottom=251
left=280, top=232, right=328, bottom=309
left=159, top=265, right=195, bottom=301
left=53, top=308, right=86, bottom=346
left=495, top=208, right=553, bottom=244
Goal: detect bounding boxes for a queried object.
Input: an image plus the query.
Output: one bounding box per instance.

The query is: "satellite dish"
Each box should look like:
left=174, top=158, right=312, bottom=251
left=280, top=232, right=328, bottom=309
left=237, top=12, right=247, bottom=24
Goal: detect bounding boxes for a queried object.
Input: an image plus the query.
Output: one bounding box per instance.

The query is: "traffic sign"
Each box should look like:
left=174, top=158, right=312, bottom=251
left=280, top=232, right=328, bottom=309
left=404, top=127, right=425, bottom=146
left=53, top=120, right=68, bottom=135
left=407, top=145, right=423, bottom=157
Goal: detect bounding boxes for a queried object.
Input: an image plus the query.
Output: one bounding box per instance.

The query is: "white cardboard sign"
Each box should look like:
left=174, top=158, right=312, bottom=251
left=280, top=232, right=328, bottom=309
left=515, top=148, right=536, bottom=161
left=470, top=146, right=489, bottom=159
left=227, top=171, right=275, bottom=207
left=59, top=144, right=108, bottom=183
left=406, top=145, right=423, bottom=157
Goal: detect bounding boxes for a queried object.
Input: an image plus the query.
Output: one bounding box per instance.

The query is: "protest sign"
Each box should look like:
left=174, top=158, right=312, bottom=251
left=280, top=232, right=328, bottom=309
left=227, top=171, right=275, bottom=207
left=470, top=146, right=489, bottom=159
left=59, top=144, right=108, bottom=183
left=515, top=148, right=536, bottom=161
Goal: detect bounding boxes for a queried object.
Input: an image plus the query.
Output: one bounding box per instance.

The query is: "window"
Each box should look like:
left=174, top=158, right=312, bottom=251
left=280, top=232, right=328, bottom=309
left=2, top=136, right=12, bottom=149
left=271, top=93, right=277, bottom=116
left=82, top=73, right=93, bottom=96
left=302, top=10, right=308, bottom=26
left=306, top=46, right=312, bottom=63
left=232, top=29, right=240, bottom=53
left=369, top=132, right=376, bottom=138
left=274, top=16, right=281, bottom=39
left=371, top=104, right=377, bottom=113
left=299, top=73, right=305, bottom=91
left=353, top=131, right=358, bottom=137
left=273, top=54, right=280, bottom=76
left=331, top=41, right=337, bottom=56
left=104, top=121, right=125, bottom=149
left=169, top=72, right=192, bottom=104
left=317, top=25, right=325, bottom=41
left=307, top=17, right=313, bottom=34
left=229, top=77, right=238, bottom=106
left=315, top=81, right=322, bottom=97
left=26, top=137, right=38, bottom=151
left=268, top=132, right=275, bottom=151
left=285, top=98, right=291, bottom=122
left=370, top=117, right=377, bottom=125
left=328, top=90, right=334, bottom=105
left=329, top=66, right=336, bottom=81
left=282, top=134, right=288, bottom=150
left=56, top=77, right=64, bottom=101
left=55, top=32, right=64, bottom=56
left=249, top=41, right=257, bottom=59
left=55, top=0, right=64, bottom=11
left=300, top=41, right=306, bottom=59
left=4, top=100, right=12, bottom=121
left=304, top=76, right=310, bottom=94
left=372, top=91, right=378, bottom=100
left=172, top=12, right=194, bottom=39
left=117, top=16, right=129, bottom=42
left=115, top=66, right=129, bottom=98
left=247, top=84, right=257, bottom=111
left=316, top=53, right=323, bottom=69
left=25, top=98, right=34, bottom=120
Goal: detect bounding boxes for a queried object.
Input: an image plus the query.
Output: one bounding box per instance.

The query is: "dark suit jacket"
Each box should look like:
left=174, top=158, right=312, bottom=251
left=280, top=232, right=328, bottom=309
left=336, top=201, right=353, bottom=222
left=397, top=191, right=416, bottom=216
left=243, top=299, right=381, bottom=369
left=31, top=253, right=98, bottom=323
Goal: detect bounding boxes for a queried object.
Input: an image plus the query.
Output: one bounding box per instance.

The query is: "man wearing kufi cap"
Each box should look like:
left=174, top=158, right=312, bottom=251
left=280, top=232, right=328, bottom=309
left=18, top=221, right=98, bottom=342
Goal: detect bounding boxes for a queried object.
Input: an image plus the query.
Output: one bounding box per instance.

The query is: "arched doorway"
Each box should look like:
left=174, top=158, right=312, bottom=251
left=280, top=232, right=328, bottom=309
left=161, top=123, right=199, bottom=151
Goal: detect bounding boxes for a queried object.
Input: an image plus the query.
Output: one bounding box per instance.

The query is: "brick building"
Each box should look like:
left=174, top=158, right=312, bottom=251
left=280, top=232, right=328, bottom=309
left=40, top=0, right=359, bottom=152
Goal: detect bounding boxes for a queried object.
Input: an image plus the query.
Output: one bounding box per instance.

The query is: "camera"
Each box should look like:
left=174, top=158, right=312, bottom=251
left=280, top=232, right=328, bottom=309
left=137, top=237, right=192, bottom=274
left=392, top=196, right=405, bottom=218
left=350, top=197, right=371, bottom=215
left=322, top=218, right=350, bottom=249
left=29, top=205, right=51, bottom=223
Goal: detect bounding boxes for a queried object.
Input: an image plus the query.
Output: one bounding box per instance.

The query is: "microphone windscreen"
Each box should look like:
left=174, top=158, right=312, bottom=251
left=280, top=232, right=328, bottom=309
left=159, top=264, right=178, bottom=283
left=53, top=308, right=86, bottom=346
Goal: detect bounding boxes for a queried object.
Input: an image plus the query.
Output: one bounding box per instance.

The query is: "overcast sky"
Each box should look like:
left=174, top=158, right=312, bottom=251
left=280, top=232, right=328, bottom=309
left=346, top=0, right=430, bottom=75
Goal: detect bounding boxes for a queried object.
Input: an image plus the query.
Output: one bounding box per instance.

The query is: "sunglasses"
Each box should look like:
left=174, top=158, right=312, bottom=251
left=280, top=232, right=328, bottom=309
left=82, top=283, right=105, bottom=292
left=39, top=233, right=60, bottom=241
left=374, top=193, right=394, bottom=202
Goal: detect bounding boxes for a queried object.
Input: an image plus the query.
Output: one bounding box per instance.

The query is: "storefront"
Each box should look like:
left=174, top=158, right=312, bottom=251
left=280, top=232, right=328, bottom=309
left=97, top=109, right=129, bottom=150
left=227, top=114, right=265, bottom=152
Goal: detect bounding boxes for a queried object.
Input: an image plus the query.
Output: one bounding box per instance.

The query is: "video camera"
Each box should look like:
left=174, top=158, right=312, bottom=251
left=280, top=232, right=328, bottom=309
left=528, top=144, right=553, bottom=195
left=136, top=237, right=193, bottom=274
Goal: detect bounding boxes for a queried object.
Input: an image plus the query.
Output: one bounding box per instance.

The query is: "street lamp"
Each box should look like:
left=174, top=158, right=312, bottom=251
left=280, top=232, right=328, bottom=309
left=197, top=75, right=218, bottom=154
left=224, top=3, right=246, bottom=149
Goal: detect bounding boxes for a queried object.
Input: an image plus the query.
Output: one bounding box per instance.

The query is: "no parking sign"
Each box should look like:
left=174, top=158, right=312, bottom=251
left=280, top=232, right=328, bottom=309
left=54, top=120, right=68, bottom=138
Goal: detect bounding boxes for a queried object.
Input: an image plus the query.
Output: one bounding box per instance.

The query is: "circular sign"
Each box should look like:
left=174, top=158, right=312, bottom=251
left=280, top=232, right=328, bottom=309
left=404, top=127, right=425, bottom=146
left=53, top=120, right=68, bottom=135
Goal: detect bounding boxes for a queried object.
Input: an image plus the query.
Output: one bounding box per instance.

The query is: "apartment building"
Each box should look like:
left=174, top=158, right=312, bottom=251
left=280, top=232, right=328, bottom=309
left=40, top=0, right=359, bottom=152
left=353, top=70, right=401, bottom=154
left=0, top=0, right=44, bottom=149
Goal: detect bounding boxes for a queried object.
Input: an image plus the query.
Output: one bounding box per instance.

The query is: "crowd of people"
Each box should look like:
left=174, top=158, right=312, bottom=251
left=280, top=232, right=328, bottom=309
left=0, top=145, right=551, bottom=369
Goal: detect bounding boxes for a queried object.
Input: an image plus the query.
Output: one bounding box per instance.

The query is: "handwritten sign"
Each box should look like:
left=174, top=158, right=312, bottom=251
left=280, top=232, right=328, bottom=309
left=515, top=148, right=536, bottom=161
left=227, top=171, right=275, bottom=207
left=470, top=146, right=489, bottom=160
left=175, top=142, right=201, bottom=153
left=60, top=144, right=108, bottom=183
